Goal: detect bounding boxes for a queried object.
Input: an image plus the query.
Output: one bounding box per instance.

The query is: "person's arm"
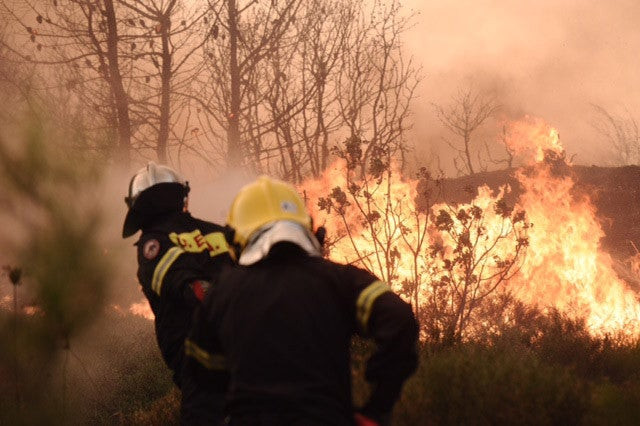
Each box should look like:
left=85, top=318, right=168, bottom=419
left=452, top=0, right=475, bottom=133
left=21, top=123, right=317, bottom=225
left=146, top=231, right=233, bottom=306
left=184, top=280, right=230, bottom=392
left=360, top=291, right=418, bottom=423
left=348, top=268, right=419, bottom=424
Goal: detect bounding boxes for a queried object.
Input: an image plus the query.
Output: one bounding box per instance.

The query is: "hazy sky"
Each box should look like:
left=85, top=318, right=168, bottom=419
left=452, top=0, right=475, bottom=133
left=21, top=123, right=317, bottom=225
left=404, top=0, right=640, bottom=168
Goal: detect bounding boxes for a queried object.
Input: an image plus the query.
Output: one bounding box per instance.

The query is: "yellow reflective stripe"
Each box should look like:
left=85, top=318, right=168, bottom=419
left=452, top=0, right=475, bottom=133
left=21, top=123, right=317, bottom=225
left=356, top=280, right=390, bottom=331
left=151, top=246, right=185, bottom=296
left=184, top=339, right=227, bottom=370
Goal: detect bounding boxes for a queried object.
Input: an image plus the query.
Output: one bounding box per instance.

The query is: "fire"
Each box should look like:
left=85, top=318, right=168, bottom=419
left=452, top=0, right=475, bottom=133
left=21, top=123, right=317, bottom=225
left=504, top=116, right=563, bottom=163
left=301, top=160, right=433, bottom=303
left=300, top=116, right=640, bottom=336
left=109, top=300, right=154, bottom=320
left=129, top=300, right=155, bottom=320
left=506, top=117, right=640, bottom=333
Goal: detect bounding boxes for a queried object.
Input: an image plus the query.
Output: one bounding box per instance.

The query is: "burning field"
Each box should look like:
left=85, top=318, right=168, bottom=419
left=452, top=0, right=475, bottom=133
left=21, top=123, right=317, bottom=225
left=124, top=117, right=640, bottom=338
left=301, top=116, right=640, bottom=339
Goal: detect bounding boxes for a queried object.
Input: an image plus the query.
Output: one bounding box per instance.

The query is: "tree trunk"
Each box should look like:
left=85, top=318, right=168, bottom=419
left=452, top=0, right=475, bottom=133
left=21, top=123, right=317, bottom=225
left=464, top=132, right=474, bottom=175
left=103, top=0, right=131, bottom=167
left=157, top=13, right=172, bottom=162
left=227, top=0, right=242, bottom=167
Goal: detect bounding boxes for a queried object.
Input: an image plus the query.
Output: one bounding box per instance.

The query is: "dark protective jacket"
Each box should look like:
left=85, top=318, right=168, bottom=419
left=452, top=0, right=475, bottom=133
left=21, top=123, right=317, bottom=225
left=187, top=242, right=419, bottom=425
left=135, top=210, right=233, bottom=386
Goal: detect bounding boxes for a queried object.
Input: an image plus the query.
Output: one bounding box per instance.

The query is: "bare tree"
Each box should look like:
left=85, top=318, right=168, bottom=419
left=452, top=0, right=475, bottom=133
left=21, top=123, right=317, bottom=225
left=485, top=124, right=516, bottom=170
left=0, top=0, right=212, bottom=165
left=194, top=0, right=419, bottom=179
left=434, top=86, right=500, bottom=176
left=334, top=0, right=420, bottom=179
left=116, top=0, right=210, bottom=162
left=194, top=0, right=304, bottom=170
left=2, top=0, right=421, bottom=176
left=0, top=0, right=134, bottom=163
left=261, top=0, right=355, bottom=181
left=592, top=104, right=640, bottom=166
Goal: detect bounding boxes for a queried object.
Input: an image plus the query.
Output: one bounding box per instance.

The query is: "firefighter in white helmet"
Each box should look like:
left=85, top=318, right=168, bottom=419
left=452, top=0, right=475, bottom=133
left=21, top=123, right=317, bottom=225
left=186, top=176, right=418, bottom=426
left=123, top=162, right=233, bottom=424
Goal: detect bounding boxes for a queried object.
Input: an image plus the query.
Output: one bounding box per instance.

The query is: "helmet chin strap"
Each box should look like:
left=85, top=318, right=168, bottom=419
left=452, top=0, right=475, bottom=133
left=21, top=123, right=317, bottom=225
left=239, top=221, right=321, bottom=266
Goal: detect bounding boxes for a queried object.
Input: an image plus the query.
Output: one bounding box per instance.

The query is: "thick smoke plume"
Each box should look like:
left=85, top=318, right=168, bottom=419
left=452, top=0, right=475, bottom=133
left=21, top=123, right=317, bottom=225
left=405, top=0, right=640, bottom=171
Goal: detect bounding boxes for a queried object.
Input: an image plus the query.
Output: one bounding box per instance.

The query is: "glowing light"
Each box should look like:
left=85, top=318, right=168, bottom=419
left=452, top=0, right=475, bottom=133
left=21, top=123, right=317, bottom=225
left=129, top=300, right=155, bottom=320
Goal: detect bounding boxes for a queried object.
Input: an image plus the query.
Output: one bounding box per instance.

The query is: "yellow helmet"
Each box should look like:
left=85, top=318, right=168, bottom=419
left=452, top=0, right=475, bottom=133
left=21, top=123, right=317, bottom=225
left=228, top=176, right=311, bottom=249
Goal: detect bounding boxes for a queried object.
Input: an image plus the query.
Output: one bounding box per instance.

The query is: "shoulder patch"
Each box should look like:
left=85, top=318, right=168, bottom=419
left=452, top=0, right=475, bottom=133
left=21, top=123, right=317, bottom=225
left=143, top=239, right=161, bottom=260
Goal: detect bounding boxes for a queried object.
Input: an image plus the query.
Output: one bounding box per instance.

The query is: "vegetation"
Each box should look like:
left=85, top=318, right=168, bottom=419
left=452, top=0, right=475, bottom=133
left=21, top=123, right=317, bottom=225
left=0, top=113, right=112, bottom=423
left=2, top=2, right=640, bottom=426
left=352, top=305, right=640, bottom=426
left=35, top=307, right=639, bottom=425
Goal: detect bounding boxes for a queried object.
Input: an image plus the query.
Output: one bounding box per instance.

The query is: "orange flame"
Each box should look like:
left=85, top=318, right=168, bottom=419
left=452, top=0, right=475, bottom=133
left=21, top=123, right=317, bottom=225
left=302, top=160, right=428, bottom=285
left=300, top=117, right=640, bottom=336
left=129, top=300, right=155, bottom=320
left=504, top=116, right=564, bottom=163
left=507, top=117, right=640, bottom=333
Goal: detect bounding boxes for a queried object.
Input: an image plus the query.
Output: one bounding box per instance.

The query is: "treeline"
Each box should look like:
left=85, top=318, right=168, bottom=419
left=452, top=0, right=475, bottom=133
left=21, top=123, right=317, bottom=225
left=0, top=0, right=419, bottom=179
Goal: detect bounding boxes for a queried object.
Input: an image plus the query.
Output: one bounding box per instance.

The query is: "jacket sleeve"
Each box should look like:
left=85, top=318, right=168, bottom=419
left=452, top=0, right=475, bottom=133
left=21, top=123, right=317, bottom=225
left=184, top=278, right=230, bottom=392
left=347, top=267, right=419, bottom=421
left=143, top=231, right=233, bottom=307
left=159, top=252, right=231, bottom=307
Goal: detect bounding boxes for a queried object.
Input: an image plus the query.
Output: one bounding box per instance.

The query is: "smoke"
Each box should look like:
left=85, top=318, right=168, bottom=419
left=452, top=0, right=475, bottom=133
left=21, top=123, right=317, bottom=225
left=404, top=0, right=640, bottom=171
left=0, top=101, right=253, bottom=420
left=0, top=159, right=256, bottom=421
left=188, top=167, right=256, bottom=224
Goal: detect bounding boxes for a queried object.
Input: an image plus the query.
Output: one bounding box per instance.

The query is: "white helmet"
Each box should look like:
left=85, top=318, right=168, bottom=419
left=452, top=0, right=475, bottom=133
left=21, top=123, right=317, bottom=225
left=122, top=162, right=190, bottom=237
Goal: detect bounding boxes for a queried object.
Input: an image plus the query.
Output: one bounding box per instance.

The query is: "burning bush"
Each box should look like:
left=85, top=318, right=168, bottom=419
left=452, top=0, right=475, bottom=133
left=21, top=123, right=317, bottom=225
left=424, top=189, right=529, bottom=345
left=302, top=159, right=531, bottom=346
left=302, top=116, right=640, bottom=341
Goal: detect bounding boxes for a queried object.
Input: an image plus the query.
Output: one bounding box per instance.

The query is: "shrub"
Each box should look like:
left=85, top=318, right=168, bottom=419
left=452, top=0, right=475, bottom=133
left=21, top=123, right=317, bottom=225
left=393, top=343, right=589, bottom=426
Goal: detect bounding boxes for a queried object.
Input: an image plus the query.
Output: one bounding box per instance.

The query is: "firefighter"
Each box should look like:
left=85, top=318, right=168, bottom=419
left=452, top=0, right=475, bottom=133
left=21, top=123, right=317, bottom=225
left=122, top=162, right=233, bottom=424
left=186, top=176, right=419, bottom=426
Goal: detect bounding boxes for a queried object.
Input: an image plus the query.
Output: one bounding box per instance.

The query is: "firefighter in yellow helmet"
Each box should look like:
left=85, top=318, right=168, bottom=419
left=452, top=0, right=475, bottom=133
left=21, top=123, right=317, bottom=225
left=186, top=176, right=418, bottom=426
left=122, top=162, right=233, bottom=424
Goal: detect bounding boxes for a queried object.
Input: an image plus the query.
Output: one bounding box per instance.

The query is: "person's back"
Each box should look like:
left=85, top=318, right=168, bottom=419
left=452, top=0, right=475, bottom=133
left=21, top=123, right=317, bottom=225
left=136, top=210, right=231, bottom=375
left=123, top=162, right=233, bottom=424
left=187, top=176, right=418, bottom=425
